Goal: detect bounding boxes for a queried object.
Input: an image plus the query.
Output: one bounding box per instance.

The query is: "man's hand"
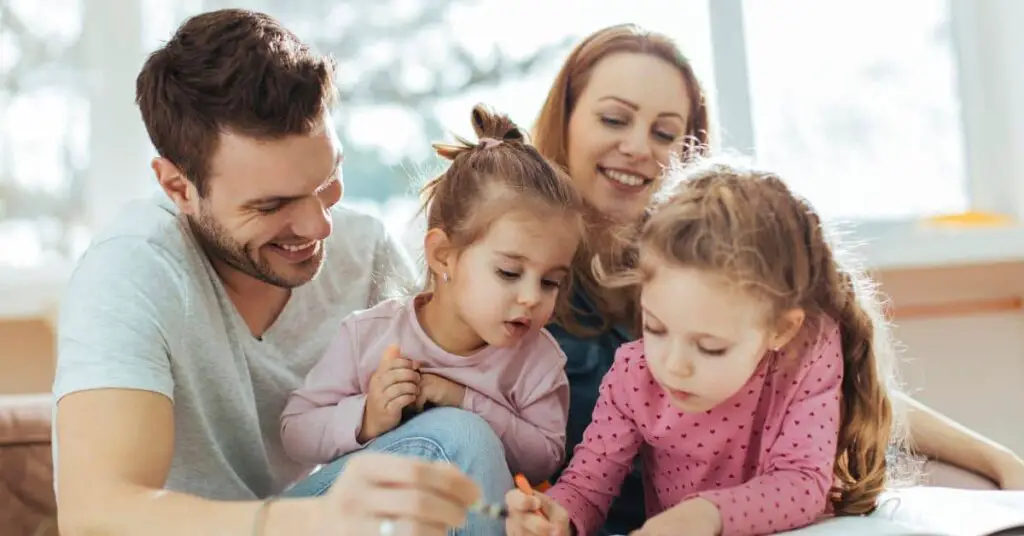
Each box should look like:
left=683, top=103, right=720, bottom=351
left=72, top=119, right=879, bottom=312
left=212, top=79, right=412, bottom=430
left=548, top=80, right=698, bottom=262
left=630, top=498, right=722, bottom=536
left=359, top=345, right=421, bottom=442
left=313, top=453, right=481, bottom=536
left=416, top=373, right=466, bottom=410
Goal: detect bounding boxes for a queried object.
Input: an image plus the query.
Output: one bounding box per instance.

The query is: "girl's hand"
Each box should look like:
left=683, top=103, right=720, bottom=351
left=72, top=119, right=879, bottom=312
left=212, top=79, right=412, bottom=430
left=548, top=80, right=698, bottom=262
left=630, top=498, right=722, bottom=536
left=504, top=488, right=572, bottom=536
left=359, top=345, right=421, bottom=442
left=417, top=373, right=467, bottom=409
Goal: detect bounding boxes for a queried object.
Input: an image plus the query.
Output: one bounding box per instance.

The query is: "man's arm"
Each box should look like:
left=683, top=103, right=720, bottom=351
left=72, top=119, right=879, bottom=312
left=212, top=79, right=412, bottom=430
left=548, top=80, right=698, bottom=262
left=900, top=392, right=1024, bottom=487
left=52, top=238, right=319, bottom=535
left=56, top=389, right=321, bottom=536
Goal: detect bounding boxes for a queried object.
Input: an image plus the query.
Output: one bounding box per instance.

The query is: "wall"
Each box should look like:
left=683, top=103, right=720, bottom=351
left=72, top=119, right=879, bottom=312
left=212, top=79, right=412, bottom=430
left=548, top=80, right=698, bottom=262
left=875, top=261, right=1024, bottom=455
left=1, top=261, right=1021, bottom=453
left=0, top=319, right=55, bottom=394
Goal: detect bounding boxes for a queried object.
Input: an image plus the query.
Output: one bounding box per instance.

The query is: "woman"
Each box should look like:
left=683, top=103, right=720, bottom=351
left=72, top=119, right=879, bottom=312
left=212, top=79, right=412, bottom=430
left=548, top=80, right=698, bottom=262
left=533, top=23, right=1024, bottom=535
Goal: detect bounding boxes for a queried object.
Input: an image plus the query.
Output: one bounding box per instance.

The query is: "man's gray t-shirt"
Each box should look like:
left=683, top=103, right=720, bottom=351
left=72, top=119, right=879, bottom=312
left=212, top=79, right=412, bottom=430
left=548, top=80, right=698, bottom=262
left=52, top=195, right=415, bottom=500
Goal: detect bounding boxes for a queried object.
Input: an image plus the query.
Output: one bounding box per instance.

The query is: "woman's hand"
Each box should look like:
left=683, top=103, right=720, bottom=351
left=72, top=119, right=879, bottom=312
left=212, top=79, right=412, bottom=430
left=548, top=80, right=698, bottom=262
left=504, top=488, right=572, bottom=536
left=417, top=373, right=467, bottom=409
left=310, top=452, right=480, bottom=536
left=630, top=498, right=722, bottom=536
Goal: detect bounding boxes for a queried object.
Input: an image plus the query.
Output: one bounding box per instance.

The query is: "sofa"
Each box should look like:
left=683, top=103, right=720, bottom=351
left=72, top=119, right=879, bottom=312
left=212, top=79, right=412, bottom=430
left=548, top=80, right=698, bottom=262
left=1, top=318, right=59, bottom=536
left=1, top=394, right=58, bottom=536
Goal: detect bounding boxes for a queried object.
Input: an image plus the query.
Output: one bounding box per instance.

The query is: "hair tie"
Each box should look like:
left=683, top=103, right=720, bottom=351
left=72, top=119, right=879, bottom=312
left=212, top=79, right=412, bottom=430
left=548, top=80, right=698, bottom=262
left=478, top=137, right=502, bottom=150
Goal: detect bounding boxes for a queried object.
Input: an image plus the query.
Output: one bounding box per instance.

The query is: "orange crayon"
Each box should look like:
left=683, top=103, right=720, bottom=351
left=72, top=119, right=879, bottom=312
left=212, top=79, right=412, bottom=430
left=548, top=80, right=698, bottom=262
left=514, top=473, right=549, bottom=520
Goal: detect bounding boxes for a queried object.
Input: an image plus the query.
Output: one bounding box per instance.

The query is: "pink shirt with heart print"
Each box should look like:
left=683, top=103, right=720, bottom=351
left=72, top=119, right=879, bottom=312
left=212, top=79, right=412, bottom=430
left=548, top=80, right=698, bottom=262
left=546, top=316, right=844, bottom=536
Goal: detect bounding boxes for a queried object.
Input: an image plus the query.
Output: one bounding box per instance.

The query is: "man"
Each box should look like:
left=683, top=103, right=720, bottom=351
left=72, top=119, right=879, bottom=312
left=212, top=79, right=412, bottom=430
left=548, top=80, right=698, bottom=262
left=52, top=9, right=499, bottom=536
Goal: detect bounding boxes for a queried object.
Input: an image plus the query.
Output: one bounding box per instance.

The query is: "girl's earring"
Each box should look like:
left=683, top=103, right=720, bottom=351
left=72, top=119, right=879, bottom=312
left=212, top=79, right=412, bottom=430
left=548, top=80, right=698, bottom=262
left=442, top=272, right=450, bottom=283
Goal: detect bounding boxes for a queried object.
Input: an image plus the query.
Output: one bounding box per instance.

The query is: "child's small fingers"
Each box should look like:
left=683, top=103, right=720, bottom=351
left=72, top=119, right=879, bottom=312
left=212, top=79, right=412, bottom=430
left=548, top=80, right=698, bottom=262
left=384, top=356, right=416, bottom=371
left=521, top=513, right=554, bottom=536
left=385, top=393, right=417, bottom=414
left=381, top=344, right=402, bottom=361
left=505, top=519, right=534, bottom=536
left=541, top=498, right=569, bottom=526
left=387, top=367, right=421, bottom=385
left=504, top=489, right=540, bottom=513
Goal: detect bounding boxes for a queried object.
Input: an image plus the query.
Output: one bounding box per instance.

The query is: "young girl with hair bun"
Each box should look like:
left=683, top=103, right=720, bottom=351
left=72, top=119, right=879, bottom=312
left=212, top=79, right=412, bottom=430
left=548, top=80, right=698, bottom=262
left=505, top=159, right=903, bottom=536
left=280, top=104, right=587, bottom=535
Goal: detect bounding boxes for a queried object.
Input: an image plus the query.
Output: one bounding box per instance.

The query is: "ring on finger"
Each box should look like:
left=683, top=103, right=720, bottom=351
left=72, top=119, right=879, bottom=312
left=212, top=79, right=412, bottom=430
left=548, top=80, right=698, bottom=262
left=379, top=518, right=396, bottom=536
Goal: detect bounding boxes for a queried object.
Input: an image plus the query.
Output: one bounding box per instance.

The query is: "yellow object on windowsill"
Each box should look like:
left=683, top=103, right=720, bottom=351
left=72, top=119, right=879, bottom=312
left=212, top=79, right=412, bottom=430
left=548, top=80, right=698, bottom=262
left=921, top=211, right=1015, bottom=228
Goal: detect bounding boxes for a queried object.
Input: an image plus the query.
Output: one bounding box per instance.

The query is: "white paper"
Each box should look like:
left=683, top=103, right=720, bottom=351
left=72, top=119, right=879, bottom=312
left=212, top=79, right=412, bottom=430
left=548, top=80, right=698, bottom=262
left=614, top=487, right=1024, bottom=536
left=780, top=487, right=1024, bottom=536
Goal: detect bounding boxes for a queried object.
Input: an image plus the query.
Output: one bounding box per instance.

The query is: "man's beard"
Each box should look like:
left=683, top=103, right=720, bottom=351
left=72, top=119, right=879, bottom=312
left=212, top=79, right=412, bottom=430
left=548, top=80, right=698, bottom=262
left=187, top=208, right=324, bottom=289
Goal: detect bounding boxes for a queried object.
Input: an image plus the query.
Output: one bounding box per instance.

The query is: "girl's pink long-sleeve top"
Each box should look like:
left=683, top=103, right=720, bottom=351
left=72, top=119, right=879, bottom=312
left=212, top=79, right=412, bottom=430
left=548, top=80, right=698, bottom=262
left=280, top=295, right=570, bottom=483
left=546, top=317, right=844, bottom=536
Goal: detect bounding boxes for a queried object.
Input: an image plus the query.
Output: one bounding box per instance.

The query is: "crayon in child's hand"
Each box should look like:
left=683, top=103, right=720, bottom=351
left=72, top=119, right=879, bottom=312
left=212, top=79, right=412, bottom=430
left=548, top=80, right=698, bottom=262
left=514, top=473, right=549, bottom=520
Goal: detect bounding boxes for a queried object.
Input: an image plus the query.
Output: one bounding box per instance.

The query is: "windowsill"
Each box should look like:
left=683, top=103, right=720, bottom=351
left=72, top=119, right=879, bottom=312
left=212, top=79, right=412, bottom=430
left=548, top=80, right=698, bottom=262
left=849, top=219, right=1024, bottom=272
left=2, top=220, right=1023, bottom=321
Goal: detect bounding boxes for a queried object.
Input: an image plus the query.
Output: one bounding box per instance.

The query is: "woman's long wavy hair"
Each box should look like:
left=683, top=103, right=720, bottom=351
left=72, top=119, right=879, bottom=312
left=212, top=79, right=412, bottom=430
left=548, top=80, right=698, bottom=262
left=531, top=24, right=711, bottom=335
left=598, top=158, right=909, bottom=515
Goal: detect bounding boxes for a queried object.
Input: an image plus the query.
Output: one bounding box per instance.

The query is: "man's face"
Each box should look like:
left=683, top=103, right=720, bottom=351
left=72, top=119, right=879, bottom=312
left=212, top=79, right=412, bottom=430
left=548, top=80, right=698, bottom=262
left=190, top=120, right=343, bottom=289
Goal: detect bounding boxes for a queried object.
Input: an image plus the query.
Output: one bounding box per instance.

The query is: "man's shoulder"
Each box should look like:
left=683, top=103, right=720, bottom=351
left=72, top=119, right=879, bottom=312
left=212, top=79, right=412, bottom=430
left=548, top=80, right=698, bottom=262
left=336, top=295, right=411, bottom=342
left=323, top=202, right=399, bottom=261
left=345, top=295, right=408, bottom=322
left=321, top=204, right=384, bottom=266
left=316, top=203, right=416, bottom=297
left=327, top=203, right=389, bottom=241
left=70, top=195, right=205, bottom=292
left=86, top=194, right=192, bottom=258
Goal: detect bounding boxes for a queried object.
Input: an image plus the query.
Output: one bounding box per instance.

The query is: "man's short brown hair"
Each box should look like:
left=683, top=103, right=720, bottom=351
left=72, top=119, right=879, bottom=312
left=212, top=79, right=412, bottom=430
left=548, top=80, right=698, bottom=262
left=136, top=9, right=337, bottom=196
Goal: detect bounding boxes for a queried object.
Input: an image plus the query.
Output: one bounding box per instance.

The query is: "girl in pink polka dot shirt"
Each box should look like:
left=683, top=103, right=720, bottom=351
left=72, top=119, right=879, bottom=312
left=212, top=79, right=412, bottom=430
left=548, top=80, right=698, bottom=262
left=505, top=160, right=901, bottom=536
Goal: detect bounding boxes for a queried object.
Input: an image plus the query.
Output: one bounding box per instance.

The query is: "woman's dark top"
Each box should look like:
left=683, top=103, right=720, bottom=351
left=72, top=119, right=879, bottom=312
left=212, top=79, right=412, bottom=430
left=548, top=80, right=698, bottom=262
left=547, top=286, right=645, bottom=536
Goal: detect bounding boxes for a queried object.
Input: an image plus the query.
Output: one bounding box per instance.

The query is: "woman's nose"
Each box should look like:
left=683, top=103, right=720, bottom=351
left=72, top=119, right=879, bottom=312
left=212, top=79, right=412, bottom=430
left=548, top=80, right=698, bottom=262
left=619, top=126, right=653, bottom=161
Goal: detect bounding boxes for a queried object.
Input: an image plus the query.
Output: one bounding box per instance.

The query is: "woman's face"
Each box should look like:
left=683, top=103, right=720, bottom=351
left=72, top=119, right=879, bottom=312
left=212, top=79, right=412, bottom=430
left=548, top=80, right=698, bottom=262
left=566, top=52, right=692, bottom=223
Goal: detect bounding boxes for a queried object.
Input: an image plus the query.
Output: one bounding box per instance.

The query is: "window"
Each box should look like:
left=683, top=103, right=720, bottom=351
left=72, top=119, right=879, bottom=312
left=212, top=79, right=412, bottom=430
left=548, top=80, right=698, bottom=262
left=0, top=0, right=717, bottom=265
left=3, top=0, right=1024, bottom=318
left=739, top=0, right=969, bottom=221
left=226, top=0, right=717, bottom=251
left=0, top=0, right=185, bottom=270
left=0, top=0, right=87, bottom=267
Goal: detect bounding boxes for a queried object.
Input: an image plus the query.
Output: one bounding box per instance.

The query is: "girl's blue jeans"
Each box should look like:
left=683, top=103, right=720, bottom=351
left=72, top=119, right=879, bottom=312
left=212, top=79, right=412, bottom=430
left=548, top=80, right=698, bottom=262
left=283, top=407, right=513, bottom=536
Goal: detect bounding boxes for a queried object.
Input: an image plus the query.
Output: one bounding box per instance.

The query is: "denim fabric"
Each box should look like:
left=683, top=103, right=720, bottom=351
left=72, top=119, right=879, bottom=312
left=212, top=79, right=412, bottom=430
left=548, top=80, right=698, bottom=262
left=283, top=407, right=512, bottom=536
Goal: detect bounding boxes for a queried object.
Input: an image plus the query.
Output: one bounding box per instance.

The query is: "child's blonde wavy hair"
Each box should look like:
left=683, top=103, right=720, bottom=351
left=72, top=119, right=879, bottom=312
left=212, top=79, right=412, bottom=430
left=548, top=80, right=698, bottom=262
left=597, top=157, right=910, bottom=515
